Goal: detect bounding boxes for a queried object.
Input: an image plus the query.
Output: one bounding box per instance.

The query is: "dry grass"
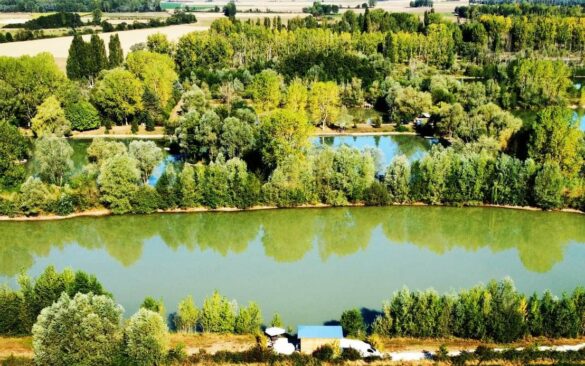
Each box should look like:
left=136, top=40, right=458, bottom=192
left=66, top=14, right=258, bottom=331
left=170, top=333, right=257, bottom=354
left=0, top=337, right=33, bottom=359
left=377, top=336, right=585, bottom=353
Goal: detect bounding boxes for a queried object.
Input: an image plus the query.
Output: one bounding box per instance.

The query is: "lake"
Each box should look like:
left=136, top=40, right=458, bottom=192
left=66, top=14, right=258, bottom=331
left=1, top=206, right=584, bottom=326
left=313, top=135, right=433, bottom=170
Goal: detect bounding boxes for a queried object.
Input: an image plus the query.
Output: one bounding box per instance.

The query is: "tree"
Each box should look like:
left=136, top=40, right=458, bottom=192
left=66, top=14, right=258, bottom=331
left=395, top=87, right=432, bottom=123
left=175, top=296, right=199, bottom=333
left=108, top=34, right=124, bottom=68
left=258, top=109, right=311, bottom=168
left=0, top=120, right=28, bottom=189
left=17, top=177, right=50, bottom=216
left=126, top=51, right=178, bottom=110
left=147, top=33, right=174, bottom=55
left=223, top=1, right=236, bottom=19
left=34, top=136, right=74, bottom=186
left=0, top=53, right=67, bottom=125
left=91, top=68, right=144, bottom=125
left=285, top=78, right=308, bottom=113
left=140, top=297, right=165, bottom=317
left=66, top=35, right=89, bottom=80
left=249, top=69, right=282, bottom=113
left=65, top=100, right=101, bottom=131
left=87, top=138, right=127, bottom=166
left=528, top=107, right=583, bottom=177
left=97, top=154, right=141, bottom=214
left=178, top=164, right=202, bottom=208
left=88, top=34, right=108, bottom=81
left=199, top=291, right=236, bottom=333
left=124, top=308, right=169, bottom=366
left=270, top=313, right=284, bottom=327
left=309, top=81, right=341, bottom=129
left=219, top=116, right=256, bottom=159
left=534, top=162, right=564, bottom=210
left=340, top=309, right=366, bottom=338
left=32, top=293, right=123, bottom=366
left=234, top=302, right=263, bottom=334
left=129, top=140, right=163, bottom=183
left=31, top=96, right=71, bottom=137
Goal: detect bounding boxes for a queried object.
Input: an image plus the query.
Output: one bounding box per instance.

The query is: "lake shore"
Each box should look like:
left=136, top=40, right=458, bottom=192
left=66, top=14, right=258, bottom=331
left=0, top=201, right=582, bottom=222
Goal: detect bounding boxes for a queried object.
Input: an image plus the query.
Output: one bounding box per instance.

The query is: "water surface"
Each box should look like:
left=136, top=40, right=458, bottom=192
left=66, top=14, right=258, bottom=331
left=1, top=206, right=584, bottom=326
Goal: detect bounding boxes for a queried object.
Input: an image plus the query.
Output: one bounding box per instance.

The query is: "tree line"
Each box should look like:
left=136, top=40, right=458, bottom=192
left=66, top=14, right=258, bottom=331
left=0, top=0, right=162, bottom=12
left=340, top=279, right=585, bottom=343
left=2, top=268, right=585, bottom=365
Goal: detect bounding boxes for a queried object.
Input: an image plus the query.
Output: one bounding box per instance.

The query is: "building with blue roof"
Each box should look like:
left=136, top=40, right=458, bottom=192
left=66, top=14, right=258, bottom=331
left=297, top=325, right=343, bottom=354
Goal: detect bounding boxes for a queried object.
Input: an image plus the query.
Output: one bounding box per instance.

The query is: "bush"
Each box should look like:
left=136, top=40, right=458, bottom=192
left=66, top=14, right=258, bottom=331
left=131, top=186, right=161, bottom=214
left=363, top=181, right=390, bottom=206
left=65, top=101, right=101, bottom=131
left=341, top=347, right=362, bottom=360
left=312, top=344, right=335, bottom=361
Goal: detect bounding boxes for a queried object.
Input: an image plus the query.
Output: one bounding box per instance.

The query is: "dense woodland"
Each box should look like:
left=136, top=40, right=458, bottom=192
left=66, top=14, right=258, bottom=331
left=0, top=5, right=584, bottom=218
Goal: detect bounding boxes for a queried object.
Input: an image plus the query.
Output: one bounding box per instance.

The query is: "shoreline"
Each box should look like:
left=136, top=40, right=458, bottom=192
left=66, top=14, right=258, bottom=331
left=0, top=202, right=582, bottom=222
left=67, top=130, right=420, bottom=140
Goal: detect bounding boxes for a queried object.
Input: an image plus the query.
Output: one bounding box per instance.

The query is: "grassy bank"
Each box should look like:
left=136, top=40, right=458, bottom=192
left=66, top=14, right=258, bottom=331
left=2, top=335, right=585, bottom=362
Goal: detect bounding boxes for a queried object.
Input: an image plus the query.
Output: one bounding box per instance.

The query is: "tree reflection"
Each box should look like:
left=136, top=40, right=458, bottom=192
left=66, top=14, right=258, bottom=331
left=0, top=207, right=584, bottom=276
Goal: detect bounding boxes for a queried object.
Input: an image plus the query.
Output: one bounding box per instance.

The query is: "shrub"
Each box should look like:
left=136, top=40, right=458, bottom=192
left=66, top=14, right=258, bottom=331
left=65, top=101, right=101, bottom=131
left=130, top=186, right=161, bottom=214
left=312, top=344, right=335, bottom=361
left=340, top=308, right=366, bottom=338
left=32, top=293, right=123, bottom=366
left=363, top=181, right=390, bottom=206
left=123, top=309, right=169, bottom=366
left=341, top=347, right=362, bottom=360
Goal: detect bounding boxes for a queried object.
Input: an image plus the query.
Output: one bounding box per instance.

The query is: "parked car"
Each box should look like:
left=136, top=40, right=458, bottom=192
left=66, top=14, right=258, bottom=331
left=340, top=338, right=382, bottom=358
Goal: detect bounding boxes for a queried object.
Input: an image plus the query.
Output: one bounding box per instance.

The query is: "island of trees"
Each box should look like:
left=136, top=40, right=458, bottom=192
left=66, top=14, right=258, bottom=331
left=0, top=4, right=584, bottom=219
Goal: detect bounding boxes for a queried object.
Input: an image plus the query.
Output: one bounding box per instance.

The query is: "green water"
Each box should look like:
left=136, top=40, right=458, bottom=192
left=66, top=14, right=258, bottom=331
left=1, top=206, right=584, bottom=325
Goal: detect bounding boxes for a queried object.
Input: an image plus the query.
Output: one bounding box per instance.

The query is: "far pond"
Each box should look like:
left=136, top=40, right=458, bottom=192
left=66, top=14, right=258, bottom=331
left=1, top=206, right=584, bottom=326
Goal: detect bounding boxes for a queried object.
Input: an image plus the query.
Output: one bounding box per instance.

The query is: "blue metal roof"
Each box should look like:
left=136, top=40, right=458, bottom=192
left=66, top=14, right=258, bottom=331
left=297, top=325, right=343, bottom=339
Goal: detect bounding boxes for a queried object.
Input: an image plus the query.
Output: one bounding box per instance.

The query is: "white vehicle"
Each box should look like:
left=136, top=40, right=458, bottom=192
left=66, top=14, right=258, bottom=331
left=340, top=338, right=382, bottom=358
left=272, top=337, right=295, bottom=355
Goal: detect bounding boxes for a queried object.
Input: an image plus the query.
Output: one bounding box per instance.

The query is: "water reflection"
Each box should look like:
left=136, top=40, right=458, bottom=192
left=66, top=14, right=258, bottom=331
left=1, top=207, right=584, bottom=277
left=312, top=135, right=432, bottom=167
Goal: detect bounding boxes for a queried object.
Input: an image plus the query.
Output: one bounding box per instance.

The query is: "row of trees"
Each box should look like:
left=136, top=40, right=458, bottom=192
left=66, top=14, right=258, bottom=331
left=0, top=0, right=162, bottom=12
left=363, top=279, right=585, bottom=342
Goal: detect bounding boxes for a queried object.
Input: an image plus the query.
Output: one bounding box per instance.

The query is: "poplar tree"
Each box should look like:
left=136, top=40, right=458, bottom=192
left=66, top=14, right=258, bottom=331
left=66, top=35, right=88, bottom=80
left=108, top=34, right=124, bottom=68
left=89, top=34, right=108, bottom=80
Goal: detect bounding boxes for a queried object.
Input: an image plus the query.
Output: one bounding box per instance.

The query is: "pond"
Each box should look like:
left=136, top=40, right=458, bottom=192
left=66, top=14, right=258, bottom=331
left=312, top=135, right=433, bottom=170
left=515, top=110, right=585, bottom=131
left=1, top=206, right=584, bottom=326
left=27, top=139, right=174, bottom=186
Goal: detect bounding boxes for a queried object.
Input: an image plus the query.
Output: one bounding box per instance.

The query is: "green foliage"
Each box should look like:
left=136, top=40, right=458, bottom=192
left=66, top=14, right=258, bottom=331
left=91, top=68, right=144, bottom=125
left=65, top=100, right=101, bottom=131
left=108, top=34, right=124, bottom=68
left=312, top=344, right=335, bottom=361
left=123, top=308, right=169, bottom=366
left=17, top=177, right=51, bottom=216
left=174, top=296, right=199, bottom=333
left=140, top=297, right=165, bottom=317
left=32, top=293, right=123, bottom=366
left=258, top=109, right=311, bottom=169
left=534, top=162, right=564, bottom=210
left=0, top=286, right=23, bottom=335
left=340, top=308, right=366, bottom=338
left=248, top=69, right=282, bottom=113
left=0, top=120, right=28, bottom=189
left=31, top=96, right=71, bottom=137
left=200, top=291, right=236, bottom=333
left=234, top=302, right=263, bottom=334
left=270, top=313, right=283, bottom=327
left=529, top=107, right=584, bottom=177
left=126, top=50, right=178, bottom=110
left=309, top=81, right=341, bottom=129
left=34, top=136, right=74, bottom=186
left=0, top=53, right=67, bottom=125
left=97, top=154, right=141, bottom=214
left=128, top=140, right=163, bottom=183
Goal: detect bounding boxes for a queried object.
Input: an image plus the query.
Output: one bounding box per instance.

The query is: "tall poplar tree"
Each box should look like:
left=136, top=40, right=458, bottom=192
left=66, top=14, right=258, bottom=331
left=89, top=34, right=108, bottom=81
left=66, top=35, right=88, bottom=80
left=108, top=34, right=124, bottom=68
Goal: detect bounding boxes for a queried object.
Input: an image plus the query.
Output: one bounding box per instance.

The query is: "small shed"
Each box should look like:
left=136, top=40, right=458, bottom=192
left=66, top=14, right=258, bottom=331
left=297, top=325, right=343, bottom=354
